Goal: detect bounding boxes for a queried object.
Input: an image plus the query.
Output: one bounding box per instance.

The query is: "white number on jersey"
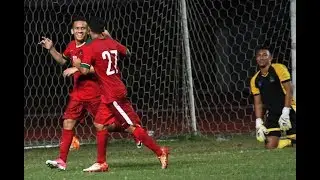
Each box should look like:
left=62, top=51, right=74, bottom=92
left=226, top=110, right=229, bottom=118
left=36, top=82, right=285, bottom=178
left=102, top=50, right=118, bottom=75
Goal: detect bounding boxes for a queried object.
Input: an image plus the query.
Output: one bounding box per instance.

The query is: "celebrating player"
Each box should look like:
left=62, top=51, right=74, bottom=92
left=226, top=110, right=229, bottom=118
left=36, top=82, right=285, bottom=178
left=250, top=47, right=296, bottom=149
left=76, top=17, right=169, bottom=172
left=39, top=16, right=141, bottom=171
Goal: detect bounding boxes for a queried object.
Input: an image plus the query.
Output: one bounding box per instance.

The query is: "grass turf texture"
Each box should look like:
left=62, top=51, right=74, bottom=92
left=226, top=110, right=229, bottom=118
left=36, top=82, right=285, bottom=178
left=24, top=134, right=296, bottom=180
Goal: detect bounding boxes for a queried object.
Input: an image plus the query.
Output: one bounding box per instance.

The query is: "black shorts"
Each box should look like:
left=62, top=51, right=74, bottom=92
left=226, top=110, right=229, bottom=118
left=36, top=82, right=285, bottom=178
left=265, top=108, right=296, bottom=137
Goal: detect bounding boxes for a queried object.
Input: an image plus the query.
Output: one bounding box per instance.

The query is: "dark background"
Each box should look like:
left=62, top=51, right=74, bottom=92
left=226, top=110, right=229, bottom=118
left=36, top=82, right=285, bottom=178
left=24, top=0, right=292, bottom=141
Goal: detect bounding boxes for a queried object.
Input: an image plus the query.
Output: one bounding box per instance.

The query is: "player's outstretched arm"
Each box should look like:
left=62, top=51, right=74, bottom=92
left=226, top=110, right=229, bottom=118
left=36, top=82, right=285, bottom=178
left=63, top=67, right=79, bottom=77
left=279, top=80, right=293, bottom=131
left=253, top=95, right=264, bottom=119
left=63, top=66, right=94, bottom=77
left=253, top=94, right=268, bottom=142
left=113, top=39, right=131, bottom=58
left=250, top=76, right=263, bottom=119
left=102, top=29, right=112, bottom=38
left=38, top=36, right=67, bottom=65
left=278, top=82, right=293, bottom=131
left=273, top=64, right=293, bottom=108
left=282, top=81, right=293, bottom=108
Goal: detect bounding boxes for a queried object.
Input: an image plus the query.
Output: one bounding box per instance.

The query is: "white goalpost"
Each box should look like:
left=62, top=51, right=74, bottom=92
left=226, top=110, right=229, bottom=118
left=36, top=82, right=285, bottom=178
left=24, top=0, right=294, bottom=148
left=180, top=0, right=197, bottom=135
left=290, top=0, right=296, bottom=101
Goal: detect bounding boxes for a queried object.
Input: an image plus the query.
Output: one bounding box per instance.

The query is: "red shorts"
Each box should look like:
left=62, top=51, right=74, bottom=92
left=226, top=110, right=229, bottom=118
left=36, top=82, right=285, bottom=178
left=95, top=98, right=141, bottom=128
left=62, top=97, right=101, bottom=121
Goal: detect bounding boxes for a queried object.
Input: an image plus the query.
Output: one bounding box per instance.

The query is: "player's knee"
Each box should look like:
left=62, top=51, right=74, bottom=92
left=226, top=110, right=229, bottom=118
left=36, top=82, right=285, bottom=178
left=265, top=136, right=279, bottom=149
left=125, top=125, right=136, bottom=133
left=265, top=143, right=278, bottom=149
left=106, top=123, right=116, bottom=132
left=94, top=122, right=105, bottom=131
left=63, top=119, right=76, bottom=130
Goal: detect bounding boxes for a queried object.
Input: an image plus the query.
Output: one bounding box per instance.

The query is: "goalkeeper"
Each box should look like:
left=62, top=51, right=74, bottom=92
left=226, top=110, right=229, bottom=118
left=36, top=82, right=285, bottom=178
left=250, top=47, right=296, bottom=149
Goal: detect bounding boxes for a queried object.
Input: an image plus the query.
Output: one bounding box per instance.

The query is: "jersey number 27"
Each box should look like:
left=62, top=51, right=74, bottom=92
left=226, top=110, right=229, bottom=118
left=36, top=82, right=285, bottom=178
left=102, top=50, right=118, bottom=76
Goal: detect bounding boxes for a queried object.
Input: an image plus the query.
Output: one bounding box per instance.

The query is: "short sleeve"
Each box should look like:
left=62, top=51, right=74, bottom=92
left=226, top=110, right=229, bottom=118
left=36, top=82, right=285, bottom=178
left=272, top=63, right=291, bottom=82
left=250, top=73, right=260, bottom=96
left=62, top=42, right=72, bottom=61
left=113, top=39, right=127, bottom=56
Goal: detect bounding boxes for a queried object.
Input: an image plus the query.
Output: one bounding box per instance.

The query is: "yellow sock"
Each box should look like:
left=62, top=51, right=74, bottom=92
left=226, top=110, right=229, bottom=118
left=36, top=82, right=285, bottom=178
left=277, top=139, right=292, bottom=149
left=285, top=134, right=296, bottom=141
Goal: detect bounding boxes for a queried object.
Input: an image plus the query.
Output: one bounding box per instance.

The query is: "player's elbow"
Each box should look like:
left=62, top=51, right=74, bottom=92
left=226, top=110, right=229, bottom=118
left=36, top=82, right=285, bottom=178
left=58, top=57, right=67, bottom=65
left=59, top=61, right=66, bottom=66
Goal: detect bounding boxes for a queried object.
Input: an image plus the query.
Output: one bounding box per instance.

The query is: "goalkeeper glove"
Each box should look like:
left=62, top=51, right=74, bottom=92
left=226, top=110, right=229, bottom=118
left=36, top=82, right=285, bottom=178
left=256, top=118, right=268, bottom=142
left=278, top=107, right=292, bottom=131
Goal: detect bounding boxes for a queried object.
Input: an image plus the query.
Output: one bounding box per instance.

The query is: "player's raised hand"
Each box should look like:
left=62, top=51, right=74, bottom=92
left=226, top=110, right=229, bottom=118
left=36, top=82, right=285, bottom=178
left=102, top=29, right=111, bottom=38
left=38, top=36, right=53, bottom=50
left=278, top=107, right=292, bottom=131
left=63, top=67, right=79, bottom=77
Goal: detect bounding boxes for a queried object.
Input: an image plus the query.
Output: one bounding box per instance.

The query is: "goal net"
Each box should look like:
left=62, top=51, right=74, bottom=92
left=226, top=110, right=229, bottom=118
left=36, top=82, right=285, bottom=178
left=24, top=0, right=293, bottom=148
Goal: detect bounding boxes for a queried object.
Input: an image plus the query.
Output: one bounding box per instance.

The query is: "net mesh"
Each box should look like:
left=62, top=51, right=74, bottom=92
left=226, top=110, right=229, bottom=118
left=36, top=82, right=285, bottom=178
left=24, top=0, right=292, bottom=147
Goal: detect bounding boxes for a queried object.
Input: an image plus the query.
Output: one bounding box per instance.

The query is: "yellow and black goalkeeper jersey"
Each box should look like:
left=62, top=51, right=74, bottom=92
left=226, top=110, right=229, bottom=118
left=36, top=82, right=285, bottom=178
left=250, top=63, right=296, bottom=113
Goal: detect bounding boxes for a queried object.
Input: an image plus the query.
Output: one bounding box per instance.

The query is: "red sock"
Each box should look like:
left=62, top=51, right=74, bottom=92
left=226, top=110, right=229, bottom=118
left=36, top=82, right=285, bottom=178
left=133, top=134, right=140, bottom=144
left=132, top=127, right=162, bottom=156
left=59, top=129, right=74, bottom=162
left=96, top=130, right=108, bottom=163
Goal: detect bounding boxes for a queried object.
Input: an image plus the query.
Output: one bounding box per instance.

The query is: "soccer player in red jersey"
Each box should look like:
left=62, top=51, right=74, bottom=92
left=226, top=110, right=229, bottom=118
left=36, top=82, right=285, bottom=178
left=39, top=16, right=141, bottom=171
left=39, top=16, right=99, bottom=170
left=77, top=17, right=169, bottom=172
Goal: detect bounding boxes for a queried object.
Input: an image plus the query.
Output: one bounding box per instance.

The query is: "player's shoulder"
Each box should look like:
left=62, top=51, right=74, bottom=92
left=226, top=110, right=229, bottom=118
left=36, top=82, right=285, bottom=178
left=271, top=63, right=288, bottom=71
left=65, top=40, right=77, bottom=51
left=63, top=40, right=76, bottom=55
left=271, top=63, right=290, bottom=75
left=86, top=38, right=100, bottom=46
left=66, top=40, right=76, bottom=47
left=95, top=37, right=117, bottom=47
left=85, top=37, right=92, bottom=44
left=250, top=70, right=260, bottom=82
left=106, top=37, right=121, bottom=45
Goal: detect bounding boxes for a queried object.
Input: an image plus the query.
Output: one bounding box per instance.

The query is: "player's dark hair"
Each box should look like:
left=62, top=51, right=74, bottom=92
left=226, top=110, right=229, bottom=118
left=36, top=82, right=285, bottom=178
left=255, top=45, right=272, bottom=55
left=256, top=45, right=269, bottom=51
left=88, top=16, right=105, bottom=34
left=71, top=15, right=87, bottom=26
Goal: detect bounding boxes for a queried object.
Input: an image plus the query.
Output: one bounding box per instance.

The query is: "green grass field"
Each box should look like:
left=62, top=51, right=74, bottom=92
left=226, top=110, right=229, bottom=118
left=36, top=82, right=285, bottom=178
left=24, top=135, right=296, bottom=180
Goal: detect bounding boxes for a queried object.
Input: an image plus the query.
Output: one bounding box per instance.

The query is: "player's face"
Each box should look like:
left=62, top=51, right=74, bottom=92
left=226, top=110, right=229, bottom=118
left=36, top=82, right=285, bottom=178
left=256, top=49, right=272, bottom=68
left=72, top=21, right=88, bottom=42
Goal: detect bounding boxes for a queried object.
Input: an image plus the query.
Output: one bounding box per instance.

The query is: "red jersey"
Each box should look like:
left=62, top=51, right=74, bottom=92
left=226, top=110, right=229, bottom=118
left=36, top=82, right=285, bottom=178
left=81, top=37, right=128, bottom=104
left=63, top=40, right=101, bottom=100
